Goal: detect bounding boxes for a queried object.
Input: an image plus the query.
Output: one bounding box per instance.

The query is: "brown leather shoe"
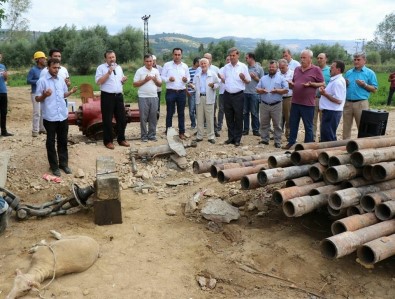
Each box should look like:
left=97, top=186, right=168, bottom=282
left=118, top=140, right=130, bottom=147
left=105, top=143, right=115, bottom=150
left=179, top=133, right=186, bottom=140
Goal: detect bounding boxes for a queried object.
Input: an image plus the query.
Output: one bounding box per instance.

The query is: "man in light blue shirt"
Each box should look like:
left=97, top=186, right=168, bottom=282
left=35, top=58, right=77, bottom=177
left=0, top=52, right=12, bottom=136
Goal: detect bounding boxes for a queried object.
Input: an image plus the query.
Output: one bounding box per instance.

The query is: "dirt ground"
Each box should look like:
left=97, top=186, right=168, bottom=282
left=1, top=86, right=395, bottom=299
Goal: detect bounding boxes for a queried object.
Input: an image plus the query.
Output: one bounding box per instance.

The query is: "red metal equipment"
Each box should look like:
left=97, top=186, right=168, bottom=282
left=67, top=97, right=140, bottom=140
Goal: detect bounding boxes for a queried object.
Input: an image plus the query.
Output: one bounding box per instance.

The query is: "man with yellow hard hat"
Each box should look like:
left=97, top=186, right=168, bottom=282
left=27, top=51, right=47, bottom=137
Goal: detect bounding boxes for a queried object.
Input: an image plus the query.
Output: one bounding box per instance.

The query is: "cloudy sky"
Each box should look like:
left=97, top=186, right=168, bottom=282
left=19, top=0, right=394, bottom=41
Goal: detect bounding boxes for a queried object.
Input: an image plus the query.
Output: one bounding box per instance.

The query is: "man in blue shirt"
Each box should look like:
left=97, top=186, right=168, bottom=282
left=343, top=52, right=378, bottom=140
left=187, top=57, right=199, bottom=129
left=35, top=58, right=77, bottom=177
left=0, top=52, right=13, bottom=136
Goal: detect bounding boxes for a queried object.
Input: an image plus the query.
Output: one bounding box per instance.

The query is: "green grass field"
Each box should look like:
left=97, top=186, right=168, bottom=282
left=7, top=71, right=392, bottom=107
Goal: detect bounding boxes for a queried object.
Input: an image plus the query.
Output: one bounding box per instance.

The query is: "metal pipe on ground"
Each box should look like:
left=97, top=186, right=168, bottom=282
left=217, top=164, right=268, bottom=184
left=267, top=153, right=293, bottom=169
left=240, top=174, right=260, bottom=190
left=283, top=194, right=329, bottom=217
left=328, top=180, right=395, bottom=210
left=257, top=164, right=311, bottom=186
left=285, top=176, right=315, bottom=187
left=350, top=146, right=395, bottom=168
left=320, top=219, right=395, bottom=259
left=346, top=136, right=395, bottom=153
left=340, top=177, right=370, bottom=189
left=290, top=149, right=319, bottom=166
left=362, top=165, right=373, bottom=181
left=375, top=201, right=395, bottom=221
left=327, top=205, right=347, bottom=218
left=318, top=149, right=348, bottom=166
left=324, top=164, right=362, bottom=184
left=328, top=153, right=351, bottom=167
left=347, top=205, right=365, bottom=216
left=272, top=181, right=326, bottom=205
left=309, top=163, right=327, bottom=182
left=357, top=234, right=395, bottom=265
left=331, top=213, right=379, bottom=235
left=294, top=140, right=349, bottom=151
left=360, top=189, right=395, bottom=212
left=192, top=154, right=267, bottom=174
left=371, top=161, right=395, bottom=182
left=210, top=159, right=268, bottom=178
left=309, top=184, right=343, bottom=196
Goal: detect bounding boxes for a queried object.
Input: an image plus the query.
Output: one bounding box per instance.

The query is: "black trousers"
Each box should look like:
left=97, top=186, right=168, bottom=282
left=100, top=92, right=127, bottom=145
left=224, top=91, right=244, bottom=143
left=0, top=93, right=8, bottom=134
left=43, top=119, right=68, bottom=171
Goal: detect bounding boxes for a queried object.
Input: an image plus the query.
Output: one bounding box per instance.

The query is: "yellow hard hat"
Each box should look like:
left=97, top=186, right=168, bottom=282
left=33, top=51, right=47, bottom=60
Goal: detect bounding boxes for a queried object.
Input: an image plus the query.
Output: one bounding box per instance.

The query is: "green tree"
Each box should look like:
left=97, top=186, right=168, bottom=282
left=254, top=40, right=282, bottom=62
left=5, top=0, right=31, bottom=41
left=206, top=40, right=235, bottom=66
left=0, top=0, right=7, bottom=27
left=110, top=26, right=143, bottom=63
left=309, top=43, right=350, bottom=63
left=366, top=51, right=381, bottom=65
left=370, top=12, right=395, bottom=62
left=69, top=36, right=105, bottom=74
left=1, top=38, right=32, bottom=67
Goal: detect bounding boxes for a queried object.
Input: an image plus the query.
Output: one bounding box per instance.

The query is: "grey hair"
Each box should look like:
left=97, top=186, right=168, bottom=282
left=301, top=49, right=313, bottom=58
left=278, top=58, right=288, bottom=65
left=228, top=47, right=239, bottom=55
left=199, top=57, right=209, bottom=64
left=353, top=52, right=366, bottom=59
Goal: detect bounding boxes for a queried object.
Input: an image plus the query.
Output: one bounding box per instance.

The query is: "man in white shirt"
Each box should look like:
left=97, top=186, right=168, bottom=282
left=161, top=48, right=190, bottom=140
left=319, top=60, right=346, bottom=142
left=133, top=54, right=162, bottom=142
left=282, top=49, right=301, bottom=71
left=278, top=59, right=294, bottom=140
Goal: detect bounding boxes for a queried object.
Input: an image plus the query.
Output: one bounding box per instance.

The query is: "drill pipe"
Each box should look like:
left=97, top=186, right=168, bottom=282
left=272, top=181, right=326, bottom=205
left=362, top=165, right=373, bottom=181
left=328, top=153, right=351, bottom=167
left=375, top=200, right=395, bottom=221
left=346, top=136, right=395, bottom=153
left=340, top=177, right=370, bottom=189
left=283, top=194, right=329, bottom=217
left=285, top=176, right=315, bottom=187
left=320, top=219, right=395, bottom=259
left=309, top=184, right=343, bottom=196
left=331, top=213, right=379, bottom=235
left=267, top=153, right=293, bottom=169
left=217, top=164, right=268, bottom=184
left=210, top=159, right=268, bottom=178
left=193, top=154, right=267, bottom=174
left=329, top=179, right=395, bottom=210
left=371, top=161, right=395, bottom=182
left=309, top=163, right=327, bottom=182
left=324, top=164, right=362, bottom=184
left=318, top=149, right=348, bottom=166
left=257, top=164, right=311, bottom=186
left=350, top=146, right=395, bottom=168
left=327, top=205, right=347, bottom=218
left=360, top=188, right=395, bottom=212
left=291, top=147, right=346, bottom=165
left=240, top=173, right=261, bottom=190
left=346, top=204, right=365, bottom=216
left=357, top=234, right=395, bottom=265
left=294, top=140, right=349, bottom=151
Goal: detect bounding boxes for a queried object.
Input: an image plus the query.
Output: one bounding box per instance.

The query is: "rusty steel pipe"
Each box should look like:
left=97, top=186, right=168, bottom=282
left=357, top=234, right=395, bottom=265
left=320, top=219, right=395, bottom=259
left=285, top=176, right=315, bottom=187
left=329, top=179, right=395, bottom=210
left=210, top=159, right=268, bottom=178
left=267, top=153, right=293, bottom=169
left=318, top=149, right=348, bottom=166
left=309, top=184, right=343, bottom=196
left=324, top=164, right=362, bottom=184
left=283, top=194, right=329, bottom=217
left=362, top=165, right=373, bottom=181
left=331, top=213, right=379, bottom=235
left=294, top=140, right=349, bottom=151
left=257, top=165, right=311, bottom=187
left=340, top=177, right=370, bottom=189
left=346, top=205, right=365, bottom=216
left=350, top=146, right=395, bottom=168
left=327, top=205, right=347, bottom=218
left=360, top=189, right=395, bottom=212
left=375, top=200, right=395, bottom=221
left=192, top=154, right=267, bottom=174
left=240, top=174, right=261, bottom=190
left=272, top=181, right=326, bottom=205
left=309, top=163, right=327, bottom=182
left=328, top=153, right=351, bottom=167
left=217, top=164, right=267, bottom=184
left=290, top=149, right=318, bottom=166
left=371, top=161, right=395, bottom=182
left=346, top=136, right=395, bottom=153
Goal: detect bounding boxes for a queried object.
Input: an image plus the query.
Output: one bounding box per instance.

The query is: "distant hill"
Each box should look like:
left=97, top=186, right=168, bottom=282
left=149, top=33, right=356, bottom=55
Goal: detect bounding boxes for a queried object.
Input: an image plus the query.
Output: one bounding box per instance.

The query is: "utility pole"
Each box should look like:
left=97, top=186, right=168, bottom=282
left=356, top=38, right=366, bottom=53
left=141, top=15, right=151, bottom=57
